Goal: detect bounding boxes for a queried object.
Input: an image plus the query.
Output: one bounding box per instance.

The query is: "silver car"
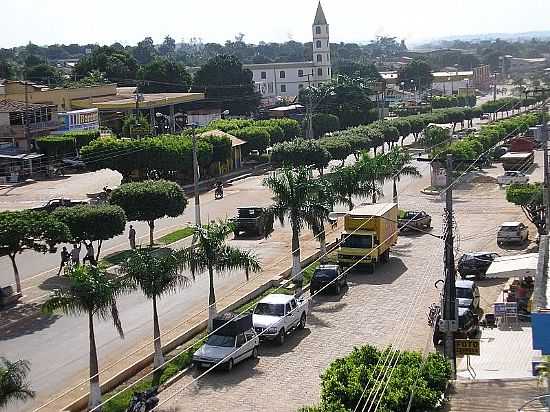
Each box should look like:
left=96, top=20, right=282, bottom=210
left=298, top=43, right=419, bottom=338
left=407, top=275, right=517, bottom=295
left=497, top=222, right=529, bottom=245
left=192, top=329, right=259, bottom=371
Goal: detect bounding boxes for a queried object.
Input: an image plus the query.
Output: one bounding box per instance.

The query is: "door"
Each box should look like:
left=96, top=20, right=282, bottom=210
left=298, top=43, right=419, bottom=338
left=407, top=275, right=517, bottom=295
left=285, top=302, right=297, bottom=329
left=473, top=286, right=480, bottom=309
left=234, top=333, right=247, bottom=363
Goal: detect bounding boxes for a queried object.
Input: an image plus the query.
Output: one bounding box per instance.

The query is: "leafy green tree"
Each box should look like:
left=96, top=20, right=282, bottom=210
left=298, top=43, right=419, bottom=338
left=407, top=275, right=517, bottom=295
left=192, top=54, right=260, bottom=115
left=110, top=180, right=187, bottom=246
left=158, top=36, right=176, bottom=57
left=138, top=57, right=191, bottom=93
left=506, top=183, right=545, bottom=234
left=357, top=153, right=392, bottom=203
left=334, top=61, right=381, bottom=81
left=389, top=118, right=411, bottom=146
left=122, top=114, right=151, bottom=138
left=263, top=168, right=329, bottom=284
left=320, top=136, right=352, bottom=165
left=397, top=58, right=433, bottom=91
left=175, top=221, right=260, bottom=330
left=0, top=358, right=34, bottom=409
left=53, top=205, right=127, bottom=260
left=25, top=63, right=64, bottom=86
left=231, top=126, right=270, bottom=156
left=328, top=164, right=374, bottom=210
left=42, top=266, right=131, bottom=411
left=311, top=113, right=341, bottom=138
left=133, top=37, right=157, bottom=65
left=119, top=248, right=190, bottom=377
left=421, top=125, right=450, bottom=149
left=0, top=211, right=70, bottom=293
left=270, top=139, right=331, bottom=174
left=407, top=115, right=426, bottom=141
left=0, top=60, right=15, bottom=79
left=74, top=46, right=138, bottom=83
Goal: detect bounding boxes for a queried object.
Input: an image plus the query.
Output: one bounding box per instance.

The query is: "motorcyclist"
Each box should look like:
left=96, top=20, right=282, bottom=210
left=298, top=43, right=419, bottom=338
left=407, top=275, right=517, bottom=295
left=215, top=180, right=224, bottom=199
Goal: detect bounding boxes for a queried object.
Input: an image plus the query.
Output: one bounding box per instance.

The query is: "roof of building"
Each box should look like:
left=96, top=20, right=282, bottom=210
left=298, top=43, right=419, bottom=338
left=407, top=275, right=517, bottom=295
left=313, top=2, right=328, bottom=25
left=0, top=99, right=55, bottom=113
left=486, top=253, right=538, bottom=279
left=244, top=61, right=315, bottom=70
left=71, top=92, right=205, bottom=110
left=200, top=129, right=246, bottom=147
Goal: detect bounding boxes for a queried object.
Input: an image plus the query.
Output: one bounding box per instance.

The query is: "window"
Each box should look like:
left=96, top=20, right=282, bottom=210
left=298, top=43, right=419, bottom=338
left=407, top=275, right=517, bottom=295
left=268, top=82, right=274, bottom=93
left=317, top=68, right=323, bottom=76
left=290, top=299, right=297, bottom=310
left=298, top=69, right=304, bottom=77
left=316, top=40, right=321, bottom=49
left=315, top=26, right=321, bottom=35
left=236, top=334, right=246, bottom=347
left=316, top=54, right=322, bottom=63
left=285, top=303, right=292, bottom=315
left=280, top=84, right=287, bottom=93
left=260, top=71, right=266, bottom=79
left=279, top=70, right=286, bottom=79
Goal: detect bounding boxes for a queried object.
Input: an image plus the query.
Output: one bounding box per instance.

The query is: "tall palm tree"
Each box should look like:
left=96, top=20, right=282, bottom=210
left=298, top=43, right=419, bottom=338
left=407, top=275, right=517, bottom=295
left=0, top=358, right=34, bottom=409
left=307, top=178, right=336, bottom=255
left=42, top=266, right=131, bottom=411
left=118, top=248, right=190, bottom=377
left=385, top=147, right=421, bottom=205
left=328, top=164, right=376, bottom=210
left=263, top=167, right=329, bottom=288
left=175, top=221, right=261, bottom=331
left=357, top=154, right=391, bottom=204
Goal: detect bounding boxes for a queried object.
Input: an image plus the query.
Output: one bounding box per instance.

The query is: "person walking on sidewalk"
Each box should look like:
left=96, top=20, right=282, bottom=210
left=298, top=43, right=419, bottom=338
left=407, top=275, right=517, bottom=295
left=82, top=241, right=96, bottom=266
left=70, top=243, right=81, bottom=266
left=57, top=247, right=71, bottom=276
left=129, top=225, right=136, bottom=249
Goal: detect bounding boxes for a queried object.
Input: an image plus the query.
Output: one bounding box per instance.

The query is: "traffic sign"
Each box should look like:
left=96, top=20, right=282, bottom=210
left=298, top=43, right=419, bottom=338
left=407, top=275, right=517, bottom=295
left=455, top=339, right=480, bottom=356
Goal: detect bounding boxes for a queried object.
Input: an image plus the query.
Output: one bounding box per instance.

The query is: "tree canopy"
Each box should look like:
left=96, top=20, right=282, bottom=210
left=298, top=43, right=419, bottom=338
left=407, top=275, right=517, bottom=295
left=506, top=183, right=545, bottom=234
left=138, top=57, right=191, bottom=93
left=397, top=58, right=433, bottom=91
left=74, top=46, right=138, bottom=83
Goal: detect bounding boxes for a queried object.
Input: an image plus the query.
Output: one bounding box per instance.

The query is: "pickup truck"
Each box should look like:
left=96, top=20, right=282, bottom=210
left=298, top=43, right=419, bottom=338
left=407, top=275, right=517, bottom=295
left=398, top=210, right=432, bottom=232
left=252, top=294, right=307, bottom=345
left=497, top=171, right=529, bottom=186
left=231, top=207, right=274, bottom=238
left=32, top=198, right=88, bottom=212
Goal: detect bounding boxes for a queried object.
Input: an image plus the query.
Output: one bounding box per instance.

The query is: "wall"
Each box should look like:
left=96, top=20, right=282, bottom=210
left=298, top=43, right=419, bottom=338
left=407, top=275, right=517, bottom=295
left=248, top=63, right=316, bottom=99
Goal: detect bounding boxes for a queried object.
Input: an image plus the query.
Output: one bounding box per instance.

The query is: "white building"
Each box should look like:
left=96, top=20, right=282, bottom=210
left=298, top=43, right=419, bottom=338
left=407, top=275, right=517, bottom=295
left=244, top=2, right=332, bottom=105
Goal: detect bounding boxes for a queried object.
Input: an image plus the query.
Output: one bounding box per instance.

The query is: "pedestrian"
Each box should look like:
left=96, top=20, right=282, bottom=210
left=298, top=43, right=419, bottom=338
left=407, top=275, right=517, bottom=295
left=129, top=225, right=136, bottom=249
left=57, top=246, right=71, bottom=276
left=82, top=241, right=96, bottom=266
left=70, top=243, right=81, bottom=266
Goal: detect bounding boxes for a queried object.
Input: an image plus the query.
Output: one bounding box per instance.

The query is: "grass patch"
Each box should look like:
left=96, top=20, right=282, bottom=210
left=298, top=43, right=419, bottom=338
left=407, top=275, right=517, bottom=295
left=158, top=227, right=194, bottom=245
left=101, top=250, right=135, bottom=267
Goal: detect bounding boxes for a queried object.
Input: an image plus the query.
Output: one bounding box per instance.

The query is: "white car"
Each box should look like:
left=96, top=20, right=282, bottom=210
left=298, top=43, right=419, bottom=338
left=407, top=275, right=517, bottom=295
left=192, top=328, right=259, bottom=371
left=252, top=294, right=308, bottom=345
left=497, top=171, right=529, bottom=185
left=497, top=221, right=529, bottom=245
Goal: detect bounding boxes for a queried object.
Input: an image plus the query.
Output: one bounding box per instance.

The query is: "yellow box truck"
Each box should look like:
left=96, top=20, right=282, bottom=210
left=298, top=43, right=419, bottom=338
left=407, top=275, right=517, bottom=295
left=337, top=203, right=398, bottom=272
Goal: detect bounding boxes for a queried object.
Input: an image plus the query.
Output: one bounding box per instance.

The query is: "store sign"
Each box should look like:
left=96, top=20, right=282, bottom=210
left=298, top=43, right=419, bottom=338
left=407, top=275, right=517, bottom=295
left=455, top=339, right=480, bottom=356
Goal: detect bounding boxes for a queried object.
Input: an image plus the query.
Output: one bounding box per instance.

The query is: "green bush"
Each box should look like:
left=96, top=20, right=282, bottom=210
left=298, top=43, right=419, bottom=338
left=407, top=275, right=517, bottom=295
left=36, top=130, right=100, bottom=158
left=270, top=138, right=331, bottom=172
left=231, top=126, right=270, bottom=156
left=320, top=136, right=352, bottom=164
left=311, top=113, right=341, bottom=138
left=302, top=344, right=451, bottom=412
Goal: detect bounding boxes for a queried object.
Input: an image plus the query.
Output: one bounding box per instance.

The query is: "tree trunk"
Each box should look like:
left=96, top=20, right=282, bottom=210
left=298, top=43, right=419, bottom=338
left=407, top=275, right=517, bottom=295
left=207, top=266, right=217, bottom=332
left=318, top=227, right=327, bottom=255
left=393, top=178, right=398, bottom=205
left=291, top=220, right=302, bottom=289
left=152, top=295, right=164, bottom=384
left=372, top=180, right=377, bottom=203
left=148, top=220, right=155, bottom=247
left=88, top=312, right=102, bottom=411
left=95, top=240, right=103, bottom=261
left=373, top=147, right=377, bottom=155
left=348, top=195, right=354, bottom=210
left=8, top=253, right=22, bottom=294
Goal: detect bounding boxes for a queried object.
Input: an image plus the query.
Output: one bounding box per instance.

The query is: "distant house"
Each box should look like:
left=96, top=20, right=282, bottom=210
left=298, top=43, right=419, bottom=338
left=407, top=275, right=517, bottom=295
left=200, top=129, right=245, bottom=175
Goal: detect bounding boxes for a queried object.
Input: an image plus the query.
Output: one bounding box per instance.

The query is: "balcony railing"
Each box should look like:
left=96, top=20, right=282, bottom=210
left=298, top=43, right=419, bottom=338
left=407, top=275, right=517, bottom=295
left=0, top=120, right=61, bottom=137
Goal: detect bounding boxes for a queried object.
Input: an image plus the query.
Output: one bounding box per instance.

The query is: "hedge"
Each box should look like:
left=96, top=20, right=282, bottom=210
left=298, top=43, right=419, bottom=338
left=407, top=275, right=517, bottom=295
left=36, top=130, right=100, bottom=158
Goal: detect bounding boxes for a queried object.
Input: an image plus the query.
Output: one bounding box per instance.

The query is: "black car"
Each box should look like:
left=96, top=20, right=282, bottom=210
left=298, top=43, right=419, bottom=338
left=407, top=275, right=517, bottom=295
left=433, top=307, right=480, bottom=345
left=310, top=265, right=347, bottom=295
left=457, top=252, right=500, bottom=279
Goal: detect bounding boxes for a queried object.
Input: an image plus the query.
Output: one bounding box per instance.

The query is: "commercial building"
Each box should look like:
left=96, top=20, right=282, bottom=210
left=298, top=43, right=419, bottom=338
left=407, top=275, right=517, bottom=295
left=55, top=108, right=99, bottom=134
left=244, top=2, right=332, bottom=105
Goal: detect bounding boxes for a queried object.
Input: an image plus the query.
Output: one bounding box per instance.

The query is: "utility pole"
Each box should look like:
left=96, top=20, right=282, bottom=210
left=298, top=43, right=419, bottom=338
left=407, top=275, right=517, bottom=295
left=441, top=154, right=457, bottom=378
left=302, top=72, right=314, bottom=139
left=542, top=96, right=550, bottom=233
left=191, top=124, right=201, bottom=226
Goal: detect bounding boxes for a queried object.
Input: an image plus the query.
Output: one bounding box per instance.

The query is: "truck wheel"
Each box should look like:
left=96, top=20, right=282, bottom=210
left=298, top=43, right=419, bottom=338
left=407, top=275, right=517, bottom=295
left=335, top=283, right=341, bottom=294
left=298, top=313, right=306, bottom=329
left=226, top=358, right=234, bottom=371
left=252, top=346, right=259, bottom=359
left=277, top=328, right=286, bottom=345
left=234, top=231, right=239, bottom=238
left=366, top=264, right=374, bottom=274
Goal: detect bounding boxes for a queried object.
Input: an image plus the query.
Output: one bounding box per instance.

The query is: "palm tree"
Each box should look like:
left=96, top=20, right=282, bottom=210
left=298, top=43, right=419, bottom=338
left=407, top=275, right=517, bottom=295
left=119, top=248, right=190, bottom=378
left=307, top=178, right=336, bottom=255
left=357, top=154, right=391, bottom=204
left=0, top=358, right=34, bottom=409
left=385, top=147, right=421, bottom=205
left=328, top=164, right=375, bottom=210
left=263, top=167, right=329, bottom=289
left=42, top=266, right=130, bottom=411
left=175, top=221, right=261, bottom=331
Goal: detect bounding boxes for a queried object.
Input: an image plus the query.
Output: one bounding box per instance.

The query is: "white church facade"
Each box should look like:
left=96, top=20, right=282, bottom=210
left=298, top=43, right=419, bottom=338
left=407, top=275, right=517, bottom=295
left=244, top=2, right=332, bottom=105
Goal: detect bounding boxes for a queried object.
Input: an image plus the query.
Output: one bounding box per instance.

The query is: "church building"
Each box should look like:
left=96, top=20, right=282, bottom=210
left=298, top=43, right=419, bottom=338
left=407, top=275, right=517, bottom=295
left=244, top=2, right=332, bottom=104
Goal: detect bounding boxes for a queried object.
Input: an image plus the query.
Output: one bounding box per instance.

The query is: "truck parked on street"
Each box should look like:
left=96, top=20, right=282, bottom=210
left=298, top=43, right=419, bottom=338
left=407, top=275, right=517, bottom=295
left=252, top=294, right=307, bottom=345
left=500, top=151, right=534, bottom=172
left=231, top=207, right=274, bottom=238
left=337, top=203, right=398, bottom=273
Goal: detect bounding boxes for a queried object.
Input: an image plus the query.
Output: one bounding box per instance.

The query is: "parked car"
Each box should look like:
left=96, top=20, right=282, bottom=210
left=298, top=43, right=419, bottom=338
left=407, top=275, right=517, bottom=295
left=192, top=313, right=259, bottom=371
left=456, top=279, right=480, bottom=312
left=32, top=198, right=87, bottom=212
left=252, top=294, right=307, bottom=345
left=433, top=307, right=480, bottom=345
left=457, top=252, right=500, bottom=279
left=497, top=171, right=529, bottom=186
left=497, top=222, right=529, bottom=246
left=231, top=207, right=274, bottom=238
left=398, top=210, right=432, bottom=232
left=480, top=113, right=490, bottom=120
left=310, top=264, right=347, bottom=295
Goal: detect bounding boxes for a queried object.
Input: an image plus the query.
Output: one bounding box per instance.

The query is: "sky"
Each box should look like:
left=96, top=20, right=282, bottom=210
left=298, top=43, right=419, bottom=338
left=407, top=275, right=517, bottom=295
left=1, top=0, right=550, bottom=48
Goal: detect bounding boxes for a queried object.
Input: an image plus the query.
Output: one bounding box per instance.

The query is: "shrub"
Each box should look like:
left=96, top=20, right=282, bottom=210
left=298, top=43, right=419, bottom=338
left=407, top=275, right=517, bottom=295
left=270, top=138, right=331, bottom=172
left=36, top=130, right=100, bottom=158
left=311, top=113, right=341, bottom=138
left=319, top=136, right=352, bottom=164
left=231, top=126, right=271, bottom=156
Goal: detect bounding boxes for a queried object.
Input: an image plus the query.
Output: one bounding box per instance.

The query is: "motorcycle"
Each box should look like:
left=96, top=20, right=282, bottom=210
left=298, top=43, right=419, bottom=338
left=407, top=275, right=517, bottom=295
left=214, top=184, right=224, bottom=199
left=126, top=387, right=159, bottom=412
